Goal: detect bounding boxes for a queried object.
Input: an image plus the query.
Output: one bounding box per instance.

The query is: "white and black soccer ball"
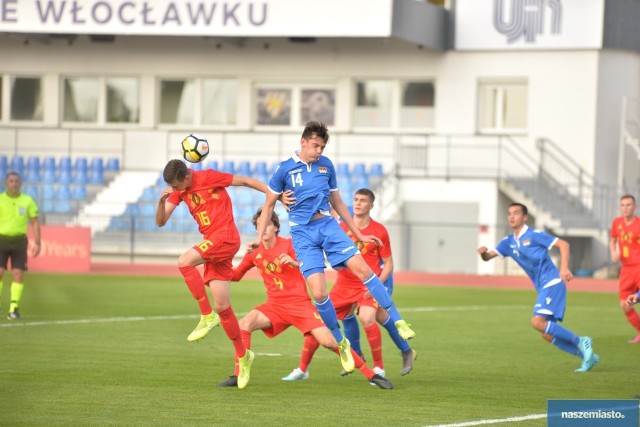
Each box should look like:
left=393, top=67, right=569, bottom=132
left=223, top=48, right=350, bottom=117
left=180, top=133, right=209, bottom=163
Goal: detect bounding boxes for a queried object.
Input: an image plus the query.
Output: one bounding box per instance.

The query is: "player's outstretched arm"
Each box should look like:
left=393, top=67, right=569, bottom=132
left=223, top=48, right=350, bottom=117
left=249, top=191, right=280, bottom=250
left=477, top=246, right=498, bottom=261
left=330, top=190, right=382, bottom=246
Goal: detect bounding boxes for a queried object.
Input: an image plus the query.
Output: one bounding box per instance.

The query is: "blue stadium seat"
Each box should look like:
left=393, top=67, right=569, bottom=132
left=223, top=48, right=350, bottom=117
left=22, top=183, right=39, bottom=200
left=253, top=161, right=268, bottom=176
left=235, top=187, right=254, bottom=205
left=105, top=157, right=120, bottom=171
left=42, top=156, right=56, bottom=172
left=369, top=163, right=383, bottom=176
left=73, top=169, right=88, bottom=185
left=139, top=202, right=156, bottom=217
left=71, top=184, right=87, bottom=201
left=203, top=159, right=218, bottom=171
left=221, top=160, right=235, bottom=174
left=236, top=161, right=251, bottom=176
left=88, top=158, right=104, bottom=184
left=0, top=155, right=7, bottom=170
left=74, top=157, right=88, bottom=173
left=42, top=168, right=56, bottom=184
left=190, top=161, right=203, bottom=171
left=337, top=163, right=350, bottom=177
left=25, top=166, right=41, bottom=183
left=90, top=157, right=104, bottom=172
left=59, top=156, right=71, bottom=172
left=352, top=163, right=366, bottom=176
left=53, top=184, right=71, bottom=213
left=140, top=187, right=156, bottom=202
left=240, top=221, right=256, bottom=235
left=10, top=156, right=24, bottom=176
left=58, top=168, right=72, bottom=184
left=351, top=175, right=369, bottom=191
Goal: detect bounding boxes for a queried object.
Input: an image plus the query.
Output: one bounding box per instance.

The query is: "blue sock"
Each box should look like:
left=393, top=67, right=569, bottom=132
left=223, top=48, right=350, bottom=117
left=551, top=337, right=582, bottom=358
left=382, top=316, right=411, bottom=352
left=545, top=321, right=579, bottom=346
left=315, top=297, right=344, bottom=343
left=363, top=274, right=401, bottom=322
left=342, top=314, right=362, bottom=355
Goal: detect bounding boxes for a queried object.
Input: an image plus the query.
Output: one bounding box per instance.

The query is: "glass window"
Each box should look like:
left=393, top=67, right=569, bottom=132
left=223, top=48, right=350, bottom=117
left=300, top=89, right=335, bottom=126
left=202, top=79, right=237, bottom=125
left=256, top=88, right=291, bottom=126
left=400, top=81, right=435, bottom=128
left=478, top=82, right=527, bottom=132
left=160, top=79, right=196, bottom=124
left=106, top=77, right=139, bottom=123
left=354, top=80, right=393, bottom=127
left=11, top=77, right=43, bottom=121
left=63, top=77, right=99, bottom=122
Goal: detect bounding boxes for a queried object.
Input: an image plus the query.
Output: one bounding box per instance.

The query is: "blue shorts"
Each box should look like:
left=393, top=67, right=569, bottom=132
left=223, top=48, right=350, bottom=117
left=290, top=216, right=359, bottom=279
left=532, top=282, right=566, bottom=322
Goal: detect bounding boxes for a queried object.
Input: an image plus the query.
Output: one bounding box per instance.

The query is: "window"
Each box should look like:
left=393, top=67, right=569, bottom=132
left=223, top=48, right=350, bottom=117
left=400, top=82, right=435, bottom=128
left=354, top=80, right=393, bottom=127
left=301, top=89, right=335, bottom=126
left=256, top=88, right=292, bottom=126
left=202, top=79, right=237, bottom=125
left=11, top=77, right=43, bottom=121
left=478, top=81, right=528, bottom=133
left=160, top=79, right=196, bottom=124
left=64, top=77, right=99, bottom=122
left=62, top=76, right=139, bottom=124
left=106, top=78, right=139, bottom=123
left=160, top=78, right=237, bottom=126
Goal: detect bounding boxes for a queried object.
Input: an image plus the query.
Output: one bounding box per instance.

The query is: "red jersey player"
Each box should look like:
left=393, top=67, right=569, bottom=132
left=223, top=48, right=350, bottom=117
left=610, top=194, right=640, bottom=343
left=156, top=159, right=290, bottom=389
left=216, top=208, right=392, bottom=389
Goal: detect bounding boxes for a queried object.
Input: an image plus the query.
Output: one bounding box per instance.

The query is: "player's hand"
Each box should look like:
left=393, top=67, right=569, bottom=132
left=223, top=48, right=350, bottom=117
left=247, top=240, right=260, bottom=253
left=278, top=190, right=296, bottom=211
left=360, top=234, right=383, bottom=246
left=159, top=188, right=172, bottom=202
left=560, top=268, right=573, bottom=282
left=625, top=294, right=639, bottom=309
left=477, top=246, right=489, bottom=255
left=611, top=252, right=620, bottom=263
left=278, top=253, right=297, bottom=267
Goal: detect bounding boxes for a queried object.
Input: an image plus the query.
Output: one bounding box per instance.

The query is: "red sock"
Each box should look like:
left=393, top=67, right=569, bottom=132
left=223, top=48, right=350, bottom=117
left=178, top=265, right=212, bottom=315
left=625, top=309, right=640, bottom=333
left=332, top=347, right=374, bottom=380
left=218, top=306, right=246, bottom=358
left=299, top=334, right=320, bottom=372
left=233, top=330, right=252, bottom=376
left=364, top=323, right=384, bottom=370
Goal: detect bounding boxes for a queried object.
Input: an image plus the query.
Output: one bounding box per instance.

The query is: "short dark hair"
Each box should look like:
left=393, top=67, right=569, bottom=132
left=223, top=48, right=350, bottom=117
left=621, top=194, right=636, bottom=204
left=163, top=159, right=189, bottom=184
left=5, top=171, right=21, bottom=181
left=301, top=121, right=329, bottom=143
left=252, top=208, right=280, bottom=235
left=509, top=202, right=528, bottom=216
left=354, top=188, right=375, bottom=203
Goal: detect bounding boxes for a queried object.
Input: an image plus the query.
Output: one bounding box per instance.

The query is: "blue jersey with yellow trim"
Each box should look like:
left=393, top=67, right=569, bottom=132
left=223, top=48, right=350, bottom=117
left=494, top=225, right=560, bottom=292
left=268, top=151, right=337, bottom=225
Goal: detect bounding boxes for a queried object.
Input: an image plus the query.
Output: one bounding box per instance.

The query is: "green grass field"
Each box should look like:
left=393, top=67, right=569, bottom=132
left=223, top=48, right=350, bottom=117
left=0, top=273, right=638, bottom=427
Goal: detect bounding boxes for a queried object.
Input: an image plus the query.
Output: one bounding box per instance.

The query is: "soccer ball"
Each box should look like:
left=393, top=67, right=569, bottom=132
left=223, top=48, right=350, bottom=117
left=180, top=133, right=209, bottom=163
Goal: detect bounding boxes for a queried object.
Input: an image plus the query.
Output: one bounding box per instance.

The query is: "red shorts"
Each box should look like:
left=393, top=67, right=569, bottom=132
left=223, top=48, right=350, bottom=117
left=197, top=229, right=241, bottom=283
left=330, top=281, right=379, bottom=320
left=618, top=265, right=640, bottom=300
left=255, top=300, right=325, bottom=338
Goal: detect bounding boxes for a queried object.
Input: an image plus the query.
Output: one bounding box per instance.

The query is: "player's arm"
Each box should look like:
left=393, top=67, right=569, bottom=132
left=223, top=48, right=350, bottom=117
left=330, top=190, right=382, bottom=246
left=29, top=216, right=41, bottom=257
left=609, top=235, right=620, bottom=263
left=278, top=252, right=299, bottom=268
left=379, top=255, right=393, bottom=283
left=156, top=188, right=177, bottom=227
left=552, top=238, right=573, bottom=282
left=232, top=251, right=255, bottom=282
left=250, top=191, right=281, bottom=250
left=232, top=175, right=295, bottom=207
left=477, top=246, right=498, bottom=261
left=624, top=292, right=640, bottom=309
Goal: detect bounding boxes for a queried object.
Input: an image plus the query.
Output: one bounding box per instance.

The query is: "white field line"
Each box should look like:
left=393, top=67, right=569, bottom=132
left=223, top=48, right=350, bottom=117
left=423, top=413, right=547, bottom=427
left=0, top=305, right=527, bottom=328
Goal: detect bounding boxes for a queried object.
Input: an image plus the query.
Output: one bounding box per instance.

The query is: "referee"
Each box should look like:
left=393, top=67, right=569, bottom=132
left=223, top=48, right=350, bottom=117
left=0, top=171, right=41, bottom=320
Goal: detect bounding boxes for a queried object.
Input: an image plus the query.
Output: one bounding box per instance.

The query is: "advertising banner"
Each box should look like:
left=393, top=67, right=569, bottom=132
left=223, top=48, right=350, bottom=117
left=27, top=225, right=91, bottom=273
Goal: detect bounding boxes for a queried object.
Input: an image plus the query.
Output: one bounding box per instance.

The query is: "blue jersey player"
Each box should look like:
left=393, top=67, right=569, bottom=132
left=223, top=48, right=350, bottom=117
left=251, top=121, right=415, bottom=374
left=477, top=203, right=599, bottom=372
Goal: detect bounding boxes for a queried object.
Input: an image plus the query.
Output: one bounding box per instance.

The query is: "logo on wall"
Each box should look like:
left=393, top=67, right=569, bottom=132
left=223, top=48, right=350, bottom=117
left=493, top=0, right=563, bottom=44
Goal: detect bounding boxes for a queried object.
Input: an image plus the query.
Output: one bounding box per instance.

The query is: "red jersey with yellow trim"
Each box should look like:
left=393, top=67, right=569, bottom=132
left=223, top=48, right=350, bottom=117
left=336, top=219, right=392, bottom=287
left=611, top=216, right=640, bottom=267
left=232, top=236, right=311, bottom=305
left=167, top=169, right=237, bottom=239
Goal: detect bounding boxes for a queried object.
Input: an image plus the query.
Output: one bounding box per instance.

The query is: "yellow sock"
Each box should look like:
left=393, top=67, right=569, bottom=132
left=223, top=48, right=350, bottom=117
left=9, top=282, right=24, bottom=313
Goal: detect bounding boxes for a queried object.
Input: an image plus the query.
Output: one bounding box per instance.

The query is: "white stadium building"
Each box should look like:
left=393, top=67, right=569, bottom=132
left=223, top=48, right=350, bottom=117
left=1, top=0, right=639, bottom=275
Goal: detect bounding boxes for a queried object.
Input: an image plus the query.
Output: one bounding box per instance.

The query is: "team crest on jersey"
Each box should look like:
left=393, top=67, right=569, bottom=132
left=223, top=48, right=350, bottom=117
left=522, top=239, right=531, bottom=246
left=318, top=167, right=327, bottom=173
